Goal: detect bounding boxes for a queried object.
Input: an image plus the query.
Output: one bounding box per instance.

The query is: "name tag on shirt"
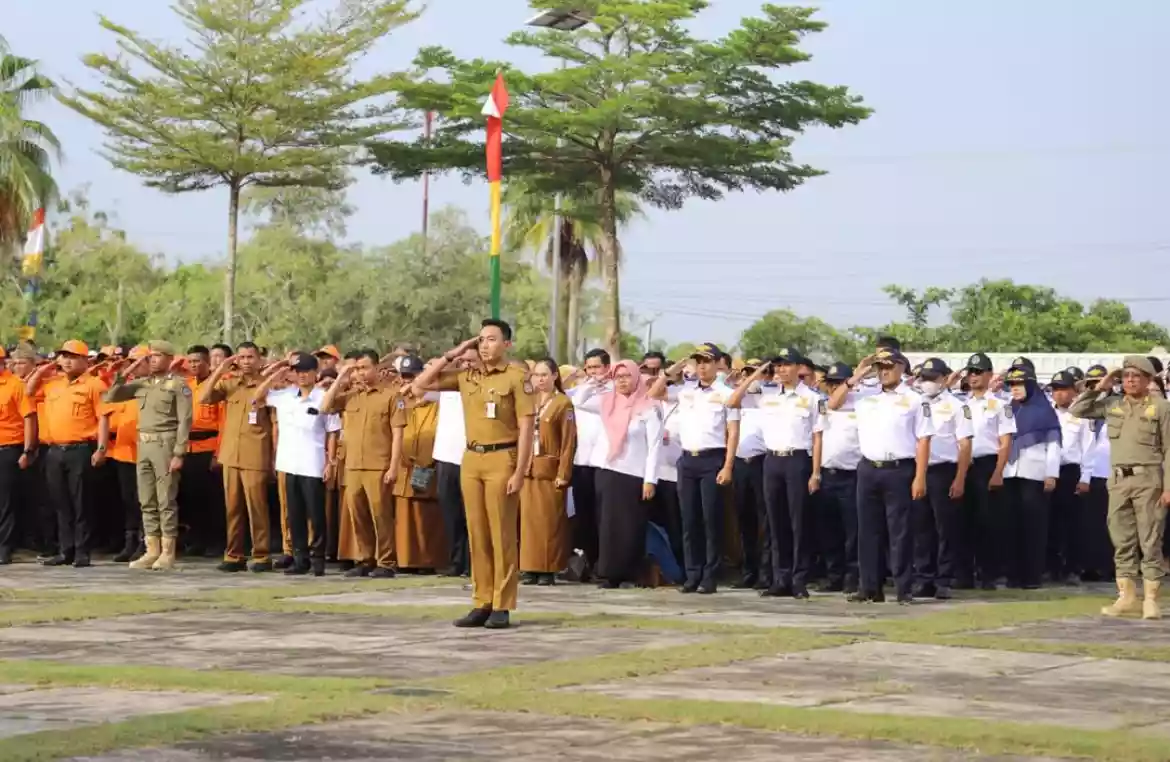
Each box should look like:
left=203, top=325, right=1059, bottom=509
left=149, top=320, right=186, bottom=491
left=486, top=401, right=497, bottom=419
left=248, top=407, right=258, bottom=426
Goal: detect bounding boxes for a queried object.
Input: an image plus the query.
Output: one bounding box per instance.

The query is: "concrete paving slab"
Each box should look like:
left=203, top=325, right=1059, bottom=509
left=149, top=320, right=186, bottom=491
left=0, top=610, right=704, bottom=680
left=0, top=687, right=263, bottom=739
left=830, top=694, right=1127, bottom=730
left=980, top=616, right=1170, bottom=647
left=66, top=709, right=1061, bottom=761
left=788, top=641, right=1091, bottom=676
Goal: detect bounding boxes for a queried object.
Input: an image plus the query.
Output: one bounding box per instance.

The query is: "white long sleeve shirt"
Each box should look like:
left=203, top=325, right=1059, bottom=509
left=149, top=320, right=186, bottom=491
left=1055, top=406, right=1096, bottom=484
left=1004, top=430, right=1061, bottom=482
left=432, top=391, right=467, bottom=466
left=658, top=401, right=683, bottom=483
left=573, top=388, right=662, bottom=485
left=568, top=382, right=611, bottom=468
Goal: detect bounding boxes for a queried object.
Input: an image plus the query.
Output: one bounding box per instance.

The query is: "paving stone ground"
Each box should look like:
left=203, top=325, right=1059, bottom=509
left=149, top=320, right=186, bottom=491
left=65, top=710, right=1063, bottom=762
left=0, top=558, right=1162, bottom=760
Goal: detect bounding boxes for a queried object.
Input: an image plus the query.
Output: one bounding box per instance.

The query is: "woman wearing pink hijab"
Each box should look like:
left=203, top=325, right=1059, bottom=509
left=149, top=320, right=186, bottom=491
left=572, top=359, right=663, bottom=587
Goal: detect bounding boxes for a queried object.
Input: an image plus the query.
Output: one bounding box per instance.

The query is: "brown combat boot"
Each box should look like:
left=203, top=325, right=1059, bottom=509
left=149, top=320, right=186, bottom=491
left=1143, top=580, right=1162, bottom=620
left=151, top=537, right=177, bottom=571
left=129, top=537, right=161, bottom=570
left=1101, top=577, right=1141, bottom=617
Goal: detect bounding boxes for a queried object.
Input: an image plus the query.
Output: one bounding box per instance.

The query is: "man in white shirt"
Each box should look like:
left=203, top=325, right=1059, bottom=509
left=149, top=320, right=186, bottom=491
left=729, top=348, right=823, bottom=599
left=261, top=353, right=342, bottom=576
left=650, top=343, right=740, bottom=594
left=1079, top=365, right=1114, bottom=581
left=912, top=359, right=973, bottom=600
left=958, top=352, right=1016, bottom=590
left=433, top=349, right=477, bottom=577
left=817, top=362, right=862, bottom=594
left=1049, top=370, right=1096, bottom=584
left=566, top=348, right=611, bottom=580
left=727, top=358, right=771, bottom=591
left=832, top=348, right=932, bottom=604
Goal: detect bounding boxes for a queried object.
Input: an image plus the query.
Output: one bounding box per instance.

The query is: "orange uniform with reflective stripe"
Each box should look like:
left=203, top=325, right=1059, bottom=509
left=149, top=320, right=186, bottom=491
left=41, top=373, right=108, bottom=444
left=0, top=372, right=33, bottom=446
left=103, top=400, right=138, bottom=463
left=188, top=376, right=224, bottom=454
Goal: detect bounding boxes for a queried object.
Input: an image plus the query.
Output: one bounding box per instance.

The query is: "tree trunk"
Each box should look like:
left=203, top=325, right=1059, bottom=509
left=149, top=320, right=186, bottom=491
left=111, top=280, right=124, bottom=345
left=566, top=250, right=585, bottom=362
left=597, top=167, right=621, bottom=360
left=223, top=181, right=241, bottom=343
left=553, top=220, right=576, bottom=361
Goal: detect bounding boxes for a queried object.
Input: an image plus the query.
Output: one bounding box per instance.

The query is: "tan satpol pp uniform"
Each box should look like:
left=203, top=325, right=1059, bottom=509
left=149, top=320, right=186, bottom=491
left=438, top=361, right=534, bottom=612
left=1071, top=354, right=1170, bottom=619
left=520, top=393, right=576, bottom=574
left=201, top=373, right=274, bottom=565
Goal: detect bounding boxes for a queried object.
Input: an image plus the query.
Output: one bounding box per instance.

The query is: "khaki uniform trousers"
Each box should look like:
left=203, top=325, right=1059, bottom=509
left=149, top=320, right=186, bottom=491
left=223, top=466, right=270, bottom=563
left=345, top=469, right=395, bottom=568
left=461, top=448, right=520, bottom=612
left=1108, top=466, right=1167, bottom=582
left=137, top=433, right=181, bottom=539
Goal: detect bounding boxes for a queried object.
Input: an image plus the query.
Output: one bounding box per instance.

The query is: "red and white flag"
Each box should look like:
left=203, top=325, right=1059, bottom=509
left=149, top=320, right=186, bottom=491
left=21, top=208, right=45, bottom=276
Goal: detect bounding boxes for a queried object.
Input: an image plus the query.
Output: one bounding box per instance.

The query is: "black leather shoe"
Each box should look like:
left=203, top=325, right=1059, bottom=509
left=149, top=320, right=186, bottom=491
left=912, top=583, right=937, bottom=598
left=537, top=574, right=555, bottom=586
left=370, top=567, right=396, bottom=579
left=731, top=576, right=757, bottom=590
left=697, top=584, right=716, bottom=595
left=846, top=590, right=884, bottom=603
left=678, top=582, right=699, bottom=594
left=792, top=585, right=810, bottom=600
left=822, top=579, right=845, bottom=593
left=272, top=555, right=294, bottom=571
left=897, top=593, right=914, bottom=606
left=217, top=560, right=247, bottom=573
left=72, top=554, right=92, bottom=568
left=284, top=563, right=310, bottom=576
left=980, top=579, right=997, bottom=591
left=42, top=554, right=72, bottom=567
left=311, top=559, right=326, bottom=577
left=520, top=572, right=538, bottom=586
left=344, top=564, right=371, bottom=578
left=453, top=607, right=492, bottom=628
left=484, top=610, right=511, bottom=629
left=113, top=533, right=138, bottom=563
left=0, top=547, right=12, bottom=565
left=247, top=560, right=273, bottom=573
left=598, top=580, right=620, bottom=589
left=934, top=585, right=953, bottom=600
left=754, top=577, right=772, bottom=591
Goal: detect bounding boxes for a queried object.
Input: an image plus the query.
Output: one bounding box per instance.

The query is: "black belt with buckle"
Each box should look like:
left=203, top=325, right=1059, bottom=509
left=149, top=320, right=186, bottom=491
left=51, top=441, right=96, bottom=450
left=683, top=447, right=725, bottom=458
left=864, top=457, right=914, bottom=469
left=1114, top=465, right=1151, bottom=478
left=769, top=449, right=809, bottom=458
left=190, top=430, right=218, bottom=442
left=467, top=441, right=518, bottom=454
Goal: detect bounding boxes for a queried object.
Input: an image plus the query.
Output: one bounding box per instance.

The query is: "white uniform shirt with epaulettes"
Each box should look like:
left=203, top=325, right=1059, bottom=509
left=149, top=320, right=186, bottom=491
left=666, top=378, right=740, bottom=452
left=734, top=386, right=767, bottom=459
left=964, top=391, right=1017, bottom=458
left=1055, top=405, right=1096, bottom=484
left=738, top=381, right=823, bottom=454
left=854, top=383, right=934, bottom=462
left=568, top=380, right=612, bottom=468
left=923, top=390, right=974, bottom=465
left=822, top=390, right=862, bottom=470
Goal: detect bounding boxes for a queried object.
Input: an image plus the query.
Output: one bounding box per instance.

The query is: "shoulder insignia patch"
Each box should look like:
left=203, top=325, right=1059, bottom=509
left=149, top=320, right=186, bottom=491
left=962, top=404, right=971, bottom=420
left=921, top=401, right=932, bottom=418
left=566, top=412, right=574, bottom=422
left=180, top=384, right=191, bottom=397
left=817, top=399, right=827, bottom=415
left=1004, top=405, right=1013, bottom=419
left=396, top=398, right=406, bottom=410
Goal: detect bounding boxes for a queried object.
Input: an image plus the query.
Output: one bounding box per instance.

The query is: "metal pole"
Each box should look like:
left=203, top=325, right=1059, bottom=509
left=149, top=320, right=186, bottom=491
left=422, top=111, right=433, bottom=256
left=645, top=317, right=653, bottom=351
left=549, top=193, right=563, bottom=357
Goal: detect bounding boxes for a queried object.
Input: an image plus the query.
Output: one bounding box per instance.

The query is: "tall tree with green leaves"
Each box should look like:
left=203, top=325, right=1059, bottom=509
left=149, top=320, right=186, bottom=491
left=370, top=0, right=869, bottom=358
left=60, top=0, right=417, bottom=342
left=0, top=38, right=60, bottom=247
left=503, top=179, right=643, bottom=359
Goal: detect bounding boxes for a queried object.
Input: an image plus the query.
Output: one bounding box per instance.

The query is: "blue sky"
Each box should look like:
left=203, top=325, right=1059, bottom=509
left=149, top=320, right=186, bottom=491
left=7, top=0, right=1168, bottom=347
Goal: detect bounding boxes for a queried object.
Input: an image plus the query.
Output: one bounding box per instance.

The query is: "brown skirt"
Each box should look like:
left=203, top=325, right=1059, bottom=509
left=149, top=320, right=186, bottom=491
left=337, top=485, right=361, bottom=561
left=394, top=496, right=447, bottom=570
left=520, top=477, right=569, bottom=573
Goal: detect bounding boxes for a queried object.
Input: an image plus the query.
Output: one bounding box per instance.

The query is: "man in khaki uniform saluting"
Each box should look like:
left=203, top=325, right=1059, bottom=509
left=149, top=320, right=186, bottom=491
left=1071, top=355, right=1170, bottom=620
left=105, top=341, right=193, bottom=570
left=414, top=319, right=535, bottom=630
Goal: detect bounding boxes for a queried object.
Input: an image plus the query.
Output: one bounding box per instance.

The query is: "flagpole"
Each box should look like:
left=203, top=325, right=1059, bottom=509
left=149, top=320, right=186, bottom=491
left=421, top=110, right=433, bottom=257
left=483, top=72, right=509, bottom=320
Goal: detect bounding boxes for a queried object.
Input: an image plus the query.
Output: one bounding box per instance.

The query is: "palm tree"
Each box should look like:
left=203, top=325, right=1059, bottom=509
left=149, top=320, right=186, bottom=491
left=0, top=38, right=61, bottom=248
left=504, top=180, right=643, bottom=360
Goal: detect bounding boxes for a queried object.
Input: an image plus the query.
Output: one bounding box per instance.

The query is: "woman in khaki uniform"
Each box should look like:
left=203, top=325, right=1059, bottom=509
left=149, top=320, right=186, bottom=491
left=393, top=357, right=448, bottom=571
left=520, top=358, right=577, bottom=585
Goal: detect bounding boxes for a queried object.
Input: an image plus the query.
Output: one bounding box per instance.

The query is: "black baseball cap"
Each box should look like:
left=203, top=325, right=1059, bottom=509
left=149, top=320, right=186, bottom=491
left=1005, top=366, right=1035, bottom=384
left=1065, top=366, right=1085, bottom=382
left=919, top=357, right=951, bottom=378
left=965, top=352, right=993, bottom=373
left=772, top=347, right=805, bottom=366
left=824, top=362, right=852, bottom=382
left=691, top=342, right=721, bottom=360
left=290, top=353, right=319, bottom=372
left=1010, top=356, right=1035, bottom=372
left=1049, top=370, right=1076, bottom=389
left=873, top=348, right=908, bottom=368
left=398, top=354, right=425, bottom=377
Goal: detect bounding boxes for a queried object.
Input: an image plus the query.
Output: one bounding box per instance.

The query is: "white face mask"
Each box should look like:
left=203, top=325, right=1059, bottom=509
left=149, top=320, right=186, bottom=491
left=919, top=380, right=942, bottom=397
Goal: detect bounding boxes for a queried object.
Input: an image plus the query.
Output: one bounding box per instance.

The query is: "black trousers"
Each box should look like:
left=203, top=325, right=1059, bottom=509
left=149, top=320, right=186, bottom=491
left=732, top=455, right=769, bottom=584
left=0, top=445, right=22, bottom=551
left=762, top=451, right=812, bottom=588
left=857, top=459, right=914, bottom=597
left=912, top=461, right=962, bottom=589
left=1005, top=477, right=1049, bottom=587
left=678, top=449, right=725, bottom=588
left=115, top=460, right=142, bottom=533
left=1080, top=477, right=1114, bottom=579
left=436, top=460, right=468, bottom=574
left=1048, top=463, right=1082, bottom=578
left=179, top=451, right=224, bottom=551
left=596, top=469, right=648, bottom=583
left=963, top=454, right=1004, bottom=584
left=16, top=451, right=53, bottom=552
left=284, top=472, right=326, bottom=561
left=45, top=443, right=95, bottom=557
left=570, top=465, right=600, bottom=566
left=650, top=478, right=684, bottom=566
left=818, top=468, right=858, bottom=590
